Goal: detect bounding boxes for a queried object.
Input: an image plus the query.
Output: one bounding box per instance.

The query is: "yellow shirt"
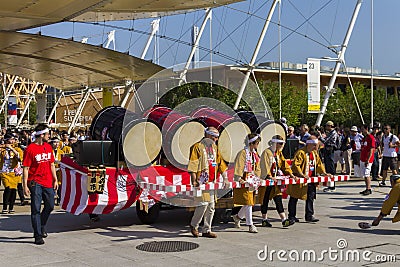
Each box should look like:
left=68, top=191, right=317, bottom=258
left=187, top=140, right=227, bottom=180
left=233, top=149, right=261, bottom=206
left=287, top=147, right=325, bottom=200
left=259, top=148, right=292, bottom=202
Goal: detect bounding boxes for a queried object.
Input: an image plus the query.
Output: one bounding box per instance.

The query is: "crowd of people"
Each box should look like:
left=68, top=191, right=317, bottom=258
left=2, top=120, right=399, bottom=243
left=284, top=121, right=400, bottom=194
left=188, top=120, right=400, bottom=237
left=0, top=126, right=88, bottom=244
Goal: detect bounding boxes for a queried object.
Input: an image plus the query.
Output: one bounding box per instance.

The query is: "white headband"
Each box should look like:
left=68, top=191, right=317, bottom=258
left=34, top=128, right=49, bottom=136
left=31, top=128, right=49, bottom=142
left=271, top=138, right=285, bottom=144
left=205, top=129, right=219, bottom=137
left=249, top=135, right=260, bottom=143
left=306, top=139, right=319, bottom=144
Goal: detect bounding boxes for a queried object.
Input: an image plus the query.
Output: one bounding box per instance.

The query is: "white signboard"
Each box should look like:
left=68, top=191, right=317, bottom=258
left=307, top=58, right=321, bottom=113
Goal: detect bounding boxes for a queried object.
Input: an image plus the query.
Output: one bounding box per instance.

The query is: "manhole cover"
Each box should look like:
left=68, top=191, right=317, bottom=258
left=136, top=241, right=199, bottom=252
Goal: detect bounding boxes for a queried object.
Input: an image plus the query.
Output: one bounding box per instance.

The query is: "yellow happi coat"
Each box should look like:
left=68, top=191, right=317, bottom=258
left=287, top=147, right=325, bottom=200
left=187, top=140, right=227, bottom=202
left=233, top=149, right=261, bottom=206
left=62, top=145, right=73, bottom=154
left=53, top=148, right=65, bottom=185
left=0, top=146, right=23, bottom=189
left=258, top=148, right=292, bottom=203
left=381, top=179, right=400, bottom=223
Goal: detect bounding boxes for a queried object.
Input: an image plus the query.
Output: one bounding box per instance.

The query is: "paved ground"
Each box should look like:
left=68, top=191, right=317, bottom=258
left=0, top=180, right=399, bottom=267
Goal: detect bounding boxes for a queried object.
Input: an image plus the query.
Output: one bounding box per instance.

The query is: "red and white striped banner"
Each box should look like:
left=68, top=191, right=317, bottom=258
left=138, top=175, right=350, bottom=197
left=60, top=157, right=140, bottom=215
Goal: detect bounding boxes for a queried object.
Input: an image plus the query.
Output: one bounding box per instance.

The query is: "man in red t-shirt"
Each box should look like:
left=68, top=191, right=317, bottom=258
left=359, top=124, right=375, bottom=196
left=22, top=124, right=58, bottom=245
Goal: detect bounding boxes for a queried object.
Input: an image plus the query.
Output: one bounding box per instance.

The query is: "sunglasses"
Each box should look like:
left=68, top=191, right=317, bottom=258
left=384, top=128, right=390, bottom=130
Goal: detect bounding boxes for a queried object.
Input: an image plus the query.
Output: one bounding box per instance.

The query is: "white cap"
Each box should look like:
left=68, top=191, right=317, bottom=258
left=350, top=126, right=358, bottom=132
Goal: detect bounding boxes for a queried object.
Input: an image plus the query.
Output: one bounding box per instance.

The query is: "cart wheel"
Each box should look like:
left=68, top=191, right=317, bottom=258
left=136, top=202, right=160, bottom=224
left=221, top=209, right=232, bottom=224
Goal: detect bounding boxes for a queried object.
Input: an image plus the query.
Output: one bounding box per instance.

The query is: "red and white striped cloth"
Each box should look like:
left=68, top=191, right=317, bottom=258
left=60, top=157, right=140, bottom=215
left=138, top=175, right=350, bottom=197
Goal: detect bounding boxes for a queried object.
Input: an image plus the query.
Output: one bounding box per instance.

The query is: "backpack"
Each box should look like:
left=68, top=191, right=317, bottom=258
left=381, top=134, right=394, bottom=149
left=335, top=133, right=342, bottom=151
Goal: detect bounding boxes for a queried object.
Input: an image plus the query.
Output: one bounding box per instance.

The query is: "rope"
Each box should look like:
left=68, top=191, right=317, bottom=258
left=329, top=0, right=340, bottom=44
left=225, top=1, right=337, bottom=56
left=207, top=0, right=272, bottom=63
left=256, top=0, right=336, bottom=64
left=287, top=0, right=332, bottom=47
left=342, top=60, right=365, bottom=124
left=174, top=13, right=187, bottom=66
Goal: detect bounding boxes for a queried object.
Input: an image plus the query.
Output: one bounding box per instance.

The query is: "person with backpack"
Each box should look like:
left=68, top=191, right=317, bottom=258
left=321, top=121, right=339, bottom=192
left=333, top=127, right=345, bottom=174
left=340, top=128, right=352, bottom=175
left=350, top=126, right=363, bottom=177
left=380, top=124, right=400, bottom=187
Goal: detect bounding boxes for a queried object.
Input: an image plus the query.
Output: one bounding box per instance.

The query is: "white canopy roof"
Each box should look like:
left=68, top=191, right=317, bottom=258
left=0, top=31, right=164, bottom=90
left=0, top=0, right=243, bottom=30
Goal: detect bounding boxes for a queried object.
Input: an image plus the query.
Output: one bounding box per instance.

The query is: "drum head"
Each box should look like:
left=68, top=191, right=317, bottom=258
left=218, top=121, right=250, bottom=163
left=123, top=121, right=162, bottom=168
left=167, top=121, right=204, bottom=168
left=258, top=122, right=286, bottom=153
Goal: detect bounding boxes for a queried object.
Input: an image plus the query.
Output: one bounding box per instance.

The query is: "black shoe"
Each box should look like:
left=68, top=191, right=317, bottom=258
left=305, top=216, right=319, bottom=223
left=379, top=182, right=386, bottom=187
left=34, top=236, right=45, bottom=245
left=361, top=189, right=372, bottom=196
left=261, top=219, right=272, bottom=227
left=282, top=219, right=294, bottom=227
left=41, top=228, right=48, bottom=238
left=289, top=217, right=300, bottom=223
left=89, top=214, right=100, bottom=222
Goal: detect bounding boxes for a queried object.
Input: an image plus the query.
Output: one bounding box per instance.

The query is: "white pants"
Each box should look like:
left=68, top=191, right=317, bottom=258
left=360, top=161, right=372, bottom=178
left=238, top=205, right=253, bottom=226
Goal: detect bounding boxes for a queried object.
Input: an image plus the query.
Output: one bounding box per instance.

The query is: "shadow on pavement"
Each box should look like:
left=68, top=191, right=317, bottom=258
left=329, top=226, right=400, bottom=236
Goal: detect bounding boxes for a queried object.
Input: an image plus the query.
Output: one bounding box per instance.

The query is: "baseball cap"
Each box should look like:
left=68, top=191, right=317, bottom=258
left=350, top=126, right=358, bottom=132
left=325, top=121, right=334, bottom=126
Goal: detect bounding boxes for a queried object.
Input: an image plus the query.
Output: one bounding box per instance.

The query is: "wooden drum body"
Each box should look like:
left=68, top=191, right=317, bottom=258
left=144, top=106, right=204, bottom=169
left=237, top=111, right=286, bottom=153
left=191, top=106, right=250, bottom=163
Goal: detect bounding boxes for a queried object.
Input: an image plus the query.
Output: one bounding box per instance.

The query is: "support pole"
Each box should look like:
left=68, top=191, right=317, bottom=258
left=68, top=89, right=91, bottom=133
left=370, top=0, right=374, bottom=127
left=0, top=75, right=18, bottom=114
left=17, top=82, right=39, bottom=127
left=179, top=8, right=212, bottom=85
left=233, top=0, right=280, bottom=110
left=47, top=91, right=64, bottom=124
left=119, top=83, right=133, bottom=108
left=315, top=0, right=363, bottom=126
left=141, top=19, right=160, bottom=59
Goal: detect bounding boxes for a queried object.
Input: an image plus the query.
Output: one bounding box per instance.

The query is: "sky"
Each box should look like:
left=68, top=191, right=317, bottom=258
left=24, top=0, right=400, bottom=75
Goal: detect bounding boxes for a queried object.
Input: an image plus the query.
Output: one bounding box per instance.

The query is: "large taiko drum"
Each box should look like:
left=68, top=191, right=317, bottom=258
left=90, top=106, right=162, bottom=169
left=90, top=106, right=128, bottom=142
left=122, top=112, right=162, bottom=169
left=191, top=106, right=250, bottom=163
left=144, top=105, right=204, bottom=169
left=237, top=111, right=286, bottom=154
